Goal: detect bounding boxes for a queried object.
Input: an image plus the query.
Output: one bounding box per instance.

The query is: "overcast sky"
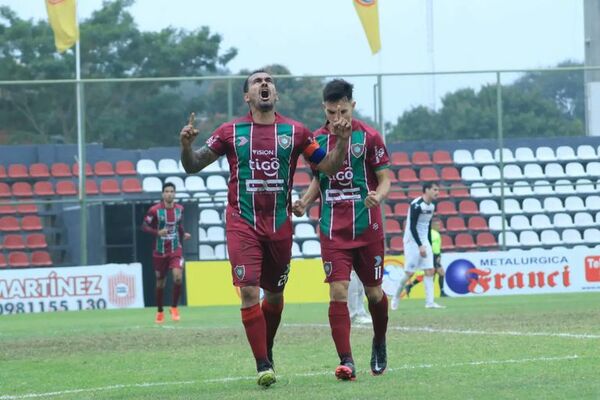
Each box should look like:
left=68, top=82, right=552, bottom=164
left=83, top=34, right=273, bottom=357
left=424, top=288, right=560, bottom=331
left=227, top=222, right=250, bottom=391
left=1, top=0, right=585, bottom=123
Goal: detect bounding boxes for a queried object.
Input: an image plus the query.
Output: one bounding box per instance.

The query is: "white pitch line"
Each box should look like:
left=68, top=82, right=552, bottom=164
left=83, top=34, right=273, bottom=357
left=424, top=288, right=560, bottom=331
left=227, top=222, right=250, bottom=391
left=0, top=355, right=580, bottom=399
left=284, top=323, right=600, bottom=340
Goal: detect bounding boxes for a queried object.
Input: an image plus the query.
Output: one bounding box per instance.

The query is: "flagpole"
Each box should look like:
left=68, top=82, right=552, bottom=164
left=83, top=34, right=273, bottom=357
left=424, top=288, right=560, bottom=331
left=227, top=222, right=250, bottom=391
left=75, top=2, right=87, bottom=266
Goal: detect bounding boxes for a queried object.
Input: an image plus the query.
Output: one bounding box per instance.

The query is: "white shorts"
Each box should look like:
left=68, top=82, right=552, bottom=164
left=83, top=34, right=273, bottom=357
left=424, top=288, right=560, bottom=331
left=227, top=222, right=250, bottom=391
left=403, top=240, right=434, bottom=273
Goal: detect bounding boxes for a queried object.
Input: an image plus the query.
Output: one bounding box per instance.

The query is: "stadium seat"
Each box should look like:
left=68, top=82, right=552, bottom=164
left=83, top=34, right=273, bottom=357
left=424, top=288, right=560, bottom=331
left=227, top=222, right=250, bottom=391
left=411, top=151, right=431, bottom=166
left=206, top=176, right=228, bottom=191
left=554, top=179, right=575, bottom=195
left=519, top=231, right=540, bottom=247
left=531, top=214, right=552, bottom=229
left=94, top=161, right=114, bottom=176
left=26, top=233, right=48, bottom=249
left=142, top=177, right=163, bottom=192
left=199, top=245, right=216, bottom=260
left=481, top=165, right=501, bottom=180
left=510, top=215, right=530, bottom=230
left=514, top=147, right=536, bottom=163
left=544, top=163, right=565, bottom=179
left=476, top=232, right=497, bottom=248
left=394, top=203, right=409, bottom=217
left=215, top=244, right=228, bottom=259
left=308, top=205, right=320, bottom=220
left=294, top=223, right=317, bottom=239
left=552, top=213, right=573, bottom=228
left=522, top=198, right=543, bottom=213
left=468, top=216, right=488, bottom=231
left=203, top=160, right=222, bottom=173
left=576, top=145, right=597, bottom=161
left=0, top=204, right=16, bottom=214
left=198, top=227, right=208, bottom=242
left=51, top=163, right=72, bottom=178
left=391, top=152, right=410, bottom=166
left=0, top=253, right=6, bottom=268
left=565, top=162, right=586, bottom=178
left=165, top=176, right=186, bottom=193
left=543, top=197, right=564, bottom=213
left=56, top=181, right=77, bottom=196
left=441, top=167, right=461, bottom=181
left=8, top=164, right=29, bottom=179
left=555, top=146, right=576, bottom=161
left=72, top=162, right=93, bottom=177
left=0, top=165, right=5, bottom=179
left=397, top=168, right=419, bottom=183
left=158, top=159, right=179, bottom=174
left=22, top=215, right=42, bottom=231
left=31, top=251, right=52, bottom=266
left=449, top=183, right=469, bottom=198
left=200, top=209, right=221, bottom=224
left=12, top=182, right=33, bottom=197
left=503, top=164, right=523, bottom=180
left=302, top=240, right=321, bottom=257
left=185, top=176, right=206, bottom=192
left=491, top=182, right=513, bottom=197
left=453, top=149, right=473, bottom=165
left=523, top=164, right=545, bottom=180
left=470, top=183, right=491, bottom=198
left=382, top=204, right=393, bottom=218
left=294, top=171, right=312, bottom=187
left=419, top=167, right=439, bottom=182
left=0, top=183, right=9, bottom=198
left=136, top=159, right=158, bottom=175
left=292, top=242, right=302, bottom=258
left=115, top=160, right=137, bottom=175
left=498, top=231, right=519, bottom=247
left=83, top=180, right=99, bottom=195
left=503, top=199, right=521, bottom=214
left=432, top=150, right=452, bottom=165
left=3, top=234, right=25, bottom=250
left=584, top=228, right=600, bottom=243
left=562, top=229, right=582, bottom=245
left=407, top=185, right=422, bottom=198
left=479, top=199, right=500, bottom=215
left=122, top=178, right=142, bottom=193
left=574, top=212, right=594, bottom=228
left=388, top=189, right=406, bottom=202
left=459, top=200, right=478, bottom=215
left=389, top=236, right=404, bottom=252
left=385, top=219, right=401, bottom=234
left=536, top=147, right=556, bottom=162
left=540, top=230, right=561, bottom=246
left=436, top=201, right=458, bottom=216
left=29, top=163, right=50, bottom=178
left=8, top=251, right=29, bottom=268
left=446, top=217, right=466, bottom=232
left=461, top=166, right=481, bottom=181
left=586, top=162, right=600, bottom=177
left=564, top=196, right=586, bottom=212
left=220, top=158, right=230, bottom=173
left=387, top=169, right=398, bottom=183
left=493, top=148, right=516, bottom=163
left=473, top=149, right=493, bottom=164
left=586, top=195, right=600, bottom=211
left=206, top=226, right=225, bottom=242
left=0, top=216, right=20, bottom=232
left=437, top=188, right=449, bottom=199
left=16, top=201, right=38, bottom=215
left=34, top=181, right=55, bottom=196
left=575, top=179, right=595, bottom=194
left=455, top=233, right=476, bottom=249
left=441, top=234, right=454, bottom=251
left=512, top=181, right=533, bottom=197
left=100, top=179, right=120, bottom=194
left=532, top=180, right=553, bottom=195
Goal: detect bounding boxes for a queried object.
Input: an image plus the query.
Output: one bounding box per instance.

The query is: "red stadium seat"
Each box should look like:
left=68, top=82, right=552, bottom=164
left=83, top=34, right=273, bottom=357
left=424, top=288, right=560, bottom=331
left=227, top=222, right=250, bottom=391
left=17, top=201, right=38, bottom=214
left=441, top=234, right=454, bottom=251
left=8, top=251, right=29, bottom=268
left=411, top=152, right=432, bottom=166
left=468, top=216, right=488, bottom=231
left=391, top=152, right=411, bottom=167
left=8, top=164, right=29, bottom=179
left=394, top=203, right=410, bottom=217
left=0, top=204, right=16, bottom=215
left=419, top=167, right=439, bottom=182
left=389, top=236, right=404, bottom=252
left=446, top=217, right=467, bottom=232
left=0, top=165, right=6, bottom=179
left=116, top=160, right=137, bottom=175
left=29, top=163, right=51, bottom=178
left=72, top=162, right=93, bottom=177
left=294, top=171, right=312, bottom=187
left=387, top=169, right=398, bottom=183
left=0, top=182, right=11, bottom=198
left=21, top=215, right=42, bottom=231
left=459, top=200, right=479, bottom=215
left=437, top=201, right=458, bottom=216
left=51, top=163, right=72, bottom=178
left=31, top=251, right=52, bottom=267
left=296, top=156, right=308, bottom=170
left=308, top=205, right=320, bottom=220
left=122, top=178, right=142, bottom=193
left=34, top=181, right=55, bottom=196
left=26, top=233, right=48, bottom=249
left=432, top=150, right=453, bottom=165
left=385, top=219, right=401, bottom=234
left=455, top=233, right=477, bottom=249
left=0, top=216, right=20, bottom=232
left=397, top=168, right=418, bottom=183
left=437, top=188, right=449, bottom=199
left=441, top=167, right=461, bottom=181
left=12, top=182, right=33, bottom=197
left=408, top=184, right=422, bottom=199
left=56, top=181, right=77, bottom=196
left=436, top=219, right=446, bottom=232
left=388, top=190, right=407, bottom=201
left=449, top=183, right=469, bottom=198
left=0, top=253, right=6, bottom=268
left=3, top=234, right=25, bottom=250
left=477, top=232, right=497, bottom=248
left=383, top=204, right=393, bottom=217
left=84, top=180, right=99, bottom=195
left=100, top=179, right=120, bottom=194
left=94, top=161, right=114, bottom=176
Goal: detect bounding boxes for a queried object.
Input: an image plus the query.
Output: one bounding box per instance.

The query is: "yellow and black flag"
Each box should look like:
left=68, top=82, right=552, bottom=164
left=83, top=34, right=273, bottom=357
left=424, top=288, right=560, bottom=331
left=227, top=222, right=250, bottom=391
left=353, top=0, right=381, bottom=54
left=46, top=0, right=79, bottom=52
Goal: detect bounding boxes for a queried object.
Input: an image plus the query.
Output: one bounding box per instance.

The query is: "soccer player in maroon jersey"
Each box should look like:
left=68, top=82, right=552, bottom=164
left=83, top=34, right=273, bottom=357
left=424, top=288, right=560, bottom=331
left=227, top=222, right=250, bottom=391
left=141, top=182, right=191, bottom=324
left=179, top=70, right=351, bottom=387
left=293, top=79, right=391, bottom=380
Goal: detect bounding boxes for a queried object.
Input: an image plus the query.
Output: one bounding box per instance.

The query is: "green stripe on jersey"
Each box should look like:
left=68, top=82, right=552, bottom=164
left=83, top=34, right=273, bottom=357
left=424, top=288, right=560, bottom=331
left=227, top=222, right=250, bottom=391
left=172, top=208, right=180, bottom=250
left=350, top=130, right=369, bottom=237
left=157, top=209, right=166, bottom=253
left=275, top=124, right=293, bottom=230
left=315, top=135, right=332, bottom=238
left=234, top=123, right=254, bottom=227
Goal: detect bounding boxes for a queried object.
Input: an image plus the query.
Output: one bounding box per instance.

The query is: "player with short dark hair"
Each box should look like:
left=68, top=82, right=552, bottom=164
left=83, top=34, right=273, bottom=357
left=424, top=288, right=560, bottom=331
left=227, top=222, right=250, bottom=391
left=293, top=79, right=391, bottom=380
left=180, top=70, right=351, bottom=387
left=141, top=181, right=191, bottom=324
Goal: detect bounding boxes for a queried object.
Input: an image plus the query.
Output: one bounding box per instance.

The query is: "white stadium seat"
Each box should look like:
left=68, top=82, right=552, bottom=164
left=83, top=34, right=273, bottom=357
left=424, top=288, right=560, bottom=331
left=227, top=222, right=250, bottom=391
left=142, top=176, right=162, bottom=192
left=214, top=244, right=227, bottom=259
left=206, top=175, right=228, bottom=191
left=540, top=230, right=561, bottom=246
left=199, top=245, right=216, bottom=260
left=494, top=148, right=516, bottom=163
left=302, top=240, right=321, bottom=257
left=178, top=160, right=186, bottom=173
left=524, top=164, right=545, bottom=180
left=479, top=199, right=500, bottom=214
left=512, top=181, right=533, bottom=197
left=292, top=242, right=302, bottom=258
left=536, top=147, right=556, bottom=162
left=562, top=229, right=582, bottom=245
left=543, top=197, right=564, bottom=213
left=532, top=180, right=553, bottom=195
left=514, top=147, right=536, bottom=163
left=461, top=166, right=482, bottom=181
left=220, top=158, right=230, bottom=173
left=206, top=226, right=225, bottom=242
left=482, top=165, right=501, bottom=180
left=503, top=164, right=523, bottom=180
left=586, top=162, right=600, bottom=177
left=552, top=213, right=573, bottom=228
left=488, top=216, right=507, bottom=231
left=596, top=211, right=600, bottom=224
left=583, top=228, right=600, bottom=243
left=473, top=149, right=494, bottom=164
left=544, top=163, right=565, bottom=179
left=158, top=159, right=179, bottom=174
left=565, top=162, right=586, bottom=178
left=491, top=182, right=513, bottom=197
left=510, top=215, right=530, bottom=230
left=555, top=146, right=576, bottom=161
left=503, top=199, right=521, bottom=214
left=165, top=176, right=185, bottom=192
left=586, top=195, right=600, bottom=211
left=522, top=198, right=543, bottom=213
left=573, top=212, right=594, bottom=228
left=137, top=159, right=158, bottom=175
left=498, top=231, right=519, bottom=247
left=577, top=145, right=597, bottom=161
left=575, top=179, right=595, bottom=194
left=553, top=179, right=575, bottom=195
left=470, top=183, right=491, bottom=198
left=531, top=214, right=552, bottom=230
left=194, top=192, right=213, bottom=207
left=185, top=176, right=206, bottom=192
left=293, top=211, right=310, bottom=222
left=198, top=227, right=208, bottom=242
left=564, top=196, right=586, bottom=212
left=520, top=231, right=540, bottom=247
left=453, top=149, right=474, bottom=165
left=203, top=160, right=222, bottom=173
left=294, top=223, right=317, bottom=239
left=200, top=209, right=222, bottom=224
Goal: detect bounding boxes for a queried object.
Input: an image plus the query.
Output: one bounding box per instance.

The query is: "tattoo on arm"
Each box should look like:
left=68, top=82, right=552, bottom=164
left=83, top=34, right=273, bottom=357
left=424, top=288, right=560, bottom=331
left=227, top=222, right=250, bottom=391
left=181, top=145, right=219, bottom=174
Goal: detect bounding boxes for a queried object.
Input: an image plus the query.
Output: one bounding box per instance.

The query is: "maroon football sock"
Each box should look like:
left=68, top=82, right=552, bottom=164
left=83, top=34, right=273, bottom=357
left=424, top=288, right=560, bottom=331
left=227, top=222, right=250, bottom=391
left=368, top=294, right=389, bottom=345
left=241, top=304, right=269, bottom=365
left=328, top=301, right=352, bottom=362
left=172, top=283, right=182, bottom=308
left=156, top=287, right=164, bottom=312
left=262, top=299, right=284, bottom=354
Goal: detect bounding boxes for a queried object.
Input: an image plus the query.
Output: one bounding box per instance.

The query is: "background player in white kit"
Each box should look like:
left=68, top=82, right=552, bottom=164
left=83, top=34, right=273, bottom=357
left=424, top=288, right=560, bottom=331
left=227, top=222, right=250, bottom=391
left=391, top=182, right=445, bottom=309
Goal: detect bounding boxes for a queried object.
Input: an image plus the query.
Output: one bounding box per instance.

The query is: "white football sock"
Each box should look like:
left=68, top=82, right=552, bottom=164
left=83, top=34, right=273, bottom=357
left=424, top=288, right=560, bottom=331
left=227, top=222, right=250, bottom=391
left=424, top=275, right=434, bottom=305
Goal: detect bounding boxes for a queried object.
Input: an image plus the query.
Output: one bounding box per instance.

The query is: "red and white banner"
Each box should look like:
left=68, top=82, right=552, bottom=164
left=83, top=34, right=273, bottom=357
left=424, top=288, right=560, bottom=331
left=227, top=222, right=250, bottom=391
left=442, top=249, right=600, bottom=297
left=0, top=263, right=144, bottom=314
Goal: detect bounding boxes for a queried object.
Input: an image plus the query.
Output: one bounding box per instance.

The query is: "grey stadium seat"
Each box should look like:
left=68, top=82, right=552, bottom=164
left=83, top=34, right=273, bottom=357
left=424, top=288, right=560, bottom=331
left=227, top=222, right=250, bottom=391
left=524, top=164, right=545, bottom=180
left=543, top=197, right=564, bottom=213
left=470, top=182, right=491, bottom=198
left=562, top=229, right=582, bottom=245
left=510, top=215, right=530, bottom=230
left=137, top=159, right=158, bottom=175
left=142, top=176, right=162, bottom=192
left=554, top=179, right=575, bottom=195
left=503, top=164, right=523, bottom=180
left=544, top=163, right=565, bottom=179
left=532, top=180, right=553, bottom=195
left=461, top=166, right=482, bottom=181
left=498, top=231, right=519, bottom=247
left=158, top=159, right=179, bottom=174
left=488, top=216, right=507, bottom=230
left=503, top=199, right=521, bottom=214
left=473, top=149, right=494, bottom=164
left=565, top=162, right=586, bottom=178
left=575, top=179, right=595, bottom=194
left=584, top=228, right=600, bottom=243
left=302, top=240, right=321, bottom=257
left=564, top=196, right=586, bottom=212
left=482, top=165, right=501, bottom=180
left=573, top=212, right=594, bottom=228
left=540, top=230, right=561, bottom=246
left=491, top=182, right=513, bottom=197
left=512, top=181, right=533, bottom=197
left=587, top=195, right=600, bottom=211
left=479, top=199, right=500, bottom=214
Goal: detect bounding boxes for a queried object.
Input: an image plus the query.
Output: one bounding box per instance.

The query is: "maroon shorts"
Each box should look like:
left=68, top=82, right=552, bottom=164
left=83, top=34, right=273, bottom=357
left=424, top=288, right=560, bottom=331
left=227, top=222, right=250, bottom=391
left=153, top=252, right=183, bottom=279
left=321, top=240, right=385, bottom=286
left=226, top=221, right=292, bottom=293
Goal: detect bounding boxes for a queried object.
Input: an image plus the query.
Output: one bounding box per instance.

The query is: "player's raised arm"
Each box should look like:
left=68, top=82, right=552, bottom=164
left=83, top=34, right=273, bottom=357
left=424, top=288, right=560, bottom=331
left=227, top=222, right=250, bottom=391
left=180, top=112, right=220, bottom=173
left=315, top=106, right=351, bottom=176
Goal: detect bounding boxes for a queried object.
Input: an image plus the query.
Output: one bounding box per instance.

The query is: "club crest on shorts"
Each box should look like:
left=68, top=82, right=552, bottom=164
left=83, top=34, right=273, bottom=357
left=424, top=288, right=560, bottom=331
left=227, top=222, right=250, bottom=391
left=278, top=135, right=292, bottom=149
left=234, top=265, right=246, bottom=280
left=323, top=261, right=333, bottom=277
left=351, top=143, right=364, bottom=158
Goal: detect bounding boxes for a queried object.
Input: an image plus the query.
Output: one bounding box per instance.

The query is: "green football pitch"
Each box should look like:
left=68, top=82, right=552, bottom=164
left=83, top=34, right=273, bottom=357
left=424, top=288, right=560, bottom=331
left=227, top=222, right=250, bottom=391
left=1, top=293, right=599, bottom=400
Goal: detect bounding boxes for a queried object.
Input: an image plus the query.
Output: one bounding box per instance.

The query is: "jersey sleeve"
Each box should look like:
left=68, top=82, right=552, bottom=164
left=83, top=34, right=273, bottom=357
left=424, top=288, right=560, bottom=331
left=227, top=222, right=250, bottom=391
left=299, top=127, right=326, bottom=165
left=141, top=207, right=158, bottom=236
left=367, top=131, right=390, bottom=171
left=409, top=203, right=423, bottom=246
left=205, top=124, right=228, bottom=156
left=178, top=207, right=185, bottom=239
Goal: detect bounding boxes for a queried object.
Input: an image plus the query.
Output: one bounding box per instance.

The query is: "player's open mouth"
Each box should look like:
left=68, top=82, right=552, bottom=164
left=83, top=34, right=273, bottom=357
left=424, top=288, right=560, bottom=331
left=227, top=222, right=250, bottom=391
left=260, top=89, right=270, bottom=100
